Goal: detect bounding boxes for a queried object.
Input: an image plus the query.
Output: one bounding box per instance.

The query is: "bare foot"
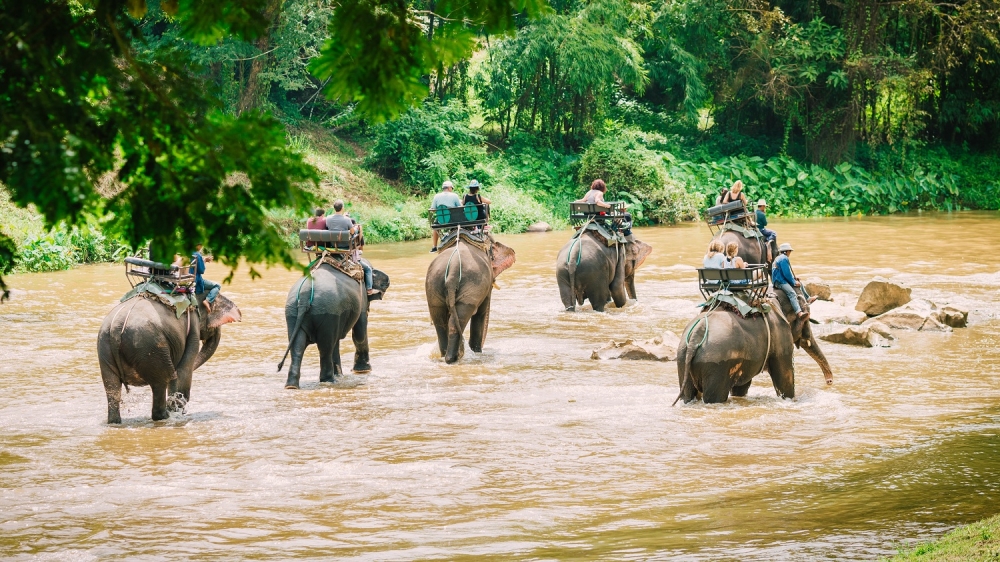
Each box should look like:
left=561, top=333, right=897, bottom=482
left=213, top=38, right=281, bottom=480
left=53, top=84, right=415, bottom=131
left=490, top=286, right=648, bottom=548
left=807, top=296, right=818, bottom=303
left=367, top=289, right=380, bottom=296
left=796, top=311, right=807, bottom=319
left=202, top=300, right=211, bottom=312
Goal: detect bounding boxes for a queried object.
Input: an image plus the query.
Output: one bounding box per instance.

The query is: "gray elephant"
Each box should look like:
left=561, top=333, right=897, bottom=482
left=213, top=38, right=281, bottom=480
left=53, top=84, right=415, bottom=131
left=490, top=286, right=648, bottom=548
left=716, top=228, right=775, bottom=266
left=675, top=291, right=833, bottom=404
left=556, top=231, right=652, bottom=311
left=279, top=262, right=389, bottom=389
left=97, top=293, right=242, bottom=423
left=425, top=236, right=515, bottom=363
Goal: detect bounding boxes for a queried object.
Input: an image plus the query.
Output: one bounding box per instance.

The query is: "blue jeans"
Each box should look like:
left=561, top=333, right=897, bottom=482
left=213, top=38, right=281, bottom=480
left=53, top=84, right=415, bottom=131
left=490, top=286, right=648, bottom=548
left=760, top=227, right=777, bottom=242
left=201, top=279, right=220, bottom=304
left=361, top=262, right=373, bottom=290
left=777, top=282, right=801, bottom=313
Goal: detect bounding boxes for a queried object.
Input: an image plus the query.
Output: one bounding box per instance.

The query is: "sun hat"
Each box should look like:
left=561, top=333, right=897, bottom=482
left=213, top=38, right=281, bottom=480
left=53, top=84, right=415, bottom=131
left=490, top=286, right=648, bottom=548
left=778, top=243, right=794, bottom=253
left=468, top=179, right=480, bottom=188
left=442, top=180, right=454, bottom=189
left=757, top=199, right=767, bottom=207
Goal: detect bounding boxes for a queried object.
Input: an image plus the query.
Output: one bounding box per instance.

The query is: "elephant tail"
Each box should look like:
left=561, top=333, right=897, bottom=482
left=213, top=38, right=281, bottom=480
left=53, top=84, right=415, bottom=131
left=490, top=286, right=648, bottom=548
left=278, top=277, right=313, bottom=372
left=673, top=315, right=709, bottom=406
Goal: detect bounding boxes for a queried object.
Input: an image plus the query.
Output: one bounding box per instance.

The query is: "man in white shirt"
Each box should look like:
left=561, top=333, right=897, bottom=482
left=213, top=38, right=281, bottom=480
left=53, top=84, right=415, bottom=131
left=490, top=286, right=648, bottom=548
left=430, top=180, right=461, bottom=252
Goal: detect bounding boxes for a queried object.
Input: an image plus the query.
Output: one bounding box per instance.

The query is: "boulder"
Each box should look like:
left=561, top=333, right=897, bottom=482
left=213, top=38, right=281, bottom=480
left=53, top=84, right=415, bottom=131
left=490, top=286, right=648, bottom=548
left=936, top=305, right=969, bottom=328
left=526, top=221, right=552, bottom=233
left=819, top=324, right=889, bottom=348
left=809, top=300, right=868, bottom=325
left=855, top=277, right=912, bottom=316
left=804, top=278, right=832, bottom=301
left=592, top=332, right=679, bottom=361
left=875, top=299, right=953, bottom=332
left=862, top=320, right=896, bottom=341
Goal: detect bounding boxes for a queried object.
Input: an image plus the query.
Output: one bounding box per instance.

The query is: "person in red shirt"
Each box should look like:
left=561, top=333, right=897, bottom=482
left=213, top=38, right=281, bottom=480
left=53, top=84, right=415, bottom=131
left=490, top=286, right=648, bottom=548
left=306, top=208, right=328, bottom=230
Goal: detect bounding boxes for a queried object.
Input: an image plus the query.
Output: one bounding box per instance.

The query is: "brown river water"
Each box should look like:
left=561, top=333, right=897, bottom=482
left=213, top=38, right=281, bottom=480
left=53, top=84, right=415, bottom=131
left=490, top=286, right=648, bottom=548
left=2, top=213, right=1000, bottom=560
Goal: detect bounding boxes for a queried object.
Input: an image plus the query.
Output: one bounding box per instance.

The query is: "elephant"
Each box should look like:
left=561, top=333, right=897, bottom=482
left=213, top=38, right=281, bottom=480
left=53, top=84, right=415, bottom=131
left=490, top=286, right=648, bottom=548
left=675, top=290, right=833, bottom=404
left=556, top=231, right=652, bottom=312
left=97, top=293, right=242, bottom=423
left=716, top=227, right=775, bottom=267
left=279, top=262, right=390, bottom=389
left=425, top=236, right=515, bottom=363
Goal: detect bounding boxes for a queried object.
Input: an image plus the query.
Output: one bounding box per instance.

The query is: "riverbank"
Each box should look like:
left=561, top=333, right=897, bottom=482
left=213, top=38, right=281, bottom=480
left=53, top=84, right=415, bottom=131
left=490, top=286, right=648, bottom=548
left=887, top=514, right=1000, bottom=561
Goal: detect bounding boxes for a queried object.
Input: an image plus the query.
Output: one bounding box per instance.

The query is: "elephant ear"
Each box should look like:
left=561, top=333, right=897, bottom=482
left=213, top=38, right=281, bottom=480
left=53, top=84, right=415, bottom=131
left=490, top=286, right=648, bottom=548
left=207, top=294, right=242, bottom=328
left=369, top=269, right=390, bottom=301
left=626, top=240, right=652, bottom=276
left=491, top=241, right=516, bottom=278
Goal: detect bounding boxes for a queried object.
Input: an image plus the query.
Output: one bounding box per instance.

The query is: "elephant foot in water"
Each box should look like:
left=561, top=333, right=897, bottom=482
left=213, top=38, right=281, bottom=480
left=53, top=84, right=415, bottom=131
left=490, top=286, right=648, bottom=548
left=352, top=352, right=372, bottom=373
left=284, top=373, right=301, bottom=390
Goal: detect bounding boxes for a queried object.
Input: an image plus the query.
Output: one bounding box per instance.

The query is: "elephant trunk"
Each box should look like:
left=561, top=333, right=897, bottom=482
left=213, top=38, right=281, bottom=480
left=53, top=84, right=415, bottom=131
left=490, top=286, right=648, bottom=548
left=801, top=335, right=834, bottom=385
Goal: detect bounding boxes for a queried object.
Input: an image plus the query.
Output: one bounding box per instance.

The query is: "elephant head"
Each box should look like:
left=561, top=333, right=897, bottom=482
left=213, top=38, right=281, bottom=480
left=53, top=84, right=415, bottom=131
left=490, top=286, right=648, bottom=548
left=624, top=239, right=652, bottom=299
left=368, top=269, right=391, bottom=302
left=491, top=241, right=516, bottom=279
left=194, top=293, right=241, bottom=369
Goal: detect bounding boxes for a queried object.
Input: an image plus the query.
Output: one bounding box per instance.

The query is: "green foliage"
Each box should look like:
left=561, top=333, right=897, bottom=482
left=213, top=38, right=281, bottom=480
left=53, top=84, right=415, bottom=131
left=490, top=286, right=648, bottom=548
left=579, top=129, right=699, bottom=224
left=311, top=0, right=548, bottom=121
left=366, top=100, right=483, bottom=188
left=476, top=0, right=648, bottom=144
left=1, top=0, right=318, bottom=291
left=350, top=201, right=431, bottom=244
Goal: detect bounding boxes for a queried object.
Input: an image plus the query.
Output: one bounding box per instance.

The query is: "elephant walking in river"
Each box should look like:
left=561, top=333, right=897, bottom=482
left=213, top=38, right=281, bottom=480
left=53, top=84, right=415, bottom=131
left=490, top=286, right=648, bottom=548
left=426, top=235, right=515, bottom=363
left=556, top=231, right=652, bottom=311
left=675, top=292, right=832, bottom=404
left=279, top=262, right=389, bottom=388
left=97, top=293, right=242, bottom=423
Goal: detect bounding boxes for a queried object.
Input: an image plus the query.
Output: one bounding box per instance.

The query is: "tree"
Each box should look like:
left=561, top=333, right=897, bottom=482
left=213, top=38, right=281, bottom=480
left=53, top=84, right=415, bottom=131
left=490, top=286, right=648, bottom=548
left=0, top=0, right=545, bottom=299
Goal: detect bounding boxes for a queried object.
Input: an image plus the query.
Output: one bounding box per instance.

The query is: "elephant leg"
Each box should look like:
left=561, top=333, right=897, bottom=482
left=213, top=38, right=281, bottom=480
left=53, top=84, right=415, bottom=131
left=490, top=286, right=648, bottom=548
left=676, top=349, right=698, bottom=404
left=626, top=276, right=637, bottom=301
left=701, top=372, right=731, bottom=404
left=767, top=352, right=795, bottom=399
left=101, top=362, right=123, bottom=424
left=445, top=303, right=476, bottom=364
left=285, top=330, right=309, bottom=389
left=731, top=379, right=752, bottom=397
left=173, top=310, right=202, bottom=402
left=316, top=329, right=342, bottom=383
left=589, top=288, right=611, bottom=312
left=429, top=305, right=450, bottom=357
left=469, top=294, right=491, bottom=353
left=352, top=310, right=372, bottom=373
left=150, top=381, right=170, bottom=421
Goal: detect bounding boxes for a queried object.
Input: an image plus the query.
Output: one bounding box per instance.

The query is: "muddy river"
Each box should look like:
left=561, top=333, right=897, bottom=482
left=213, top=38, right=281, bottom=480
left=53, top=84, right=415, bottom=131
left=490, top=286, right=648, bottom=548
left=2, top=213, right=999, bottom=560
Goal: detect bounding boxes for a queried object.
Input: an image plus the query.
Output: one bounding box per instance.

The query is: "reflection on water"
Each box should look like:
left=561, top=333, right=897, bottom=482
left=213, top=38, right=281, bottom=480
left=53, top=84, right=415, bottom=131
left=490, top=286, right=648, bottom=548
left=2, top=212, right=1000, bottom=560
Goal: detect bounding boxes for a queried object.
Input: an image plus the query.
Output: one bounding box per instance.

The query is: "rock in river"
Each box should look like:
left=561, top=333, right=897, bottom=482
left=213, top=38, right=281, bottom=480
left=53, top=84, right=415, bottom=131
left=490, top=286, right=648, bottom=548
left=592, top=332, right=680, bottom=361
left=855, top=276, right=912, bottom=316
left=819, top=324, right=890, bottom=348
left=804, top=278, right=832, bottom=301
left=874, top=299, right=953, bottom=332
left=526, top=221, right=552, bottom=233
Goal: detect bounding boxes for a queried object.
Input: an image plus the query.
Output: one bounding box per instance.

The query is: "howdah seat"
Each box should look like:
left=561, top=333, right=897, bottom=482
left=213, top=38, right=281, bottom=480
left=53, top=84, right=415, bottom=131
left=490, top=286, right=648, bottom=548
left=299, top=229, right=357, bottom=254
left=429, top=202, right=488, bottom=230
left=569, top=201, right=629, bottom=231
left=697, top=264, right=770, bottom=302
left=124, top=255, right=195, bottom=290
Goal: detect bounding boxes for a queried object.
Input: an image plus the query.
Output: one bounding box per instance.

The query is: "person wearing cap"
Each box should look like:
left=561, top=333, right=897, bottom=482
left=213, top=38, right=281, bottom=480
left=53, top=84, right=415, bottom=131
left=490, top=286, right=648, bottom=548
left=771, top=243, right=809, bottom=319
left=755, top=199, right=776, bottom=260
left=430, top=180, right=462, bottom=252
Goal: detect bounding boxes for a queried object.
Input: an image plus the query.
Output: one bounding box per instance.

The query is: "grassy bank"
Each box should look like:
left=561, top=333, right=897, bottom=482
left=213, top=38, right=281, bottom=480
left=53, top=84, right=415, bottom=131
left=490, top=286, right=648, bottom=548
left=886, top=515, right=1000, bottom=561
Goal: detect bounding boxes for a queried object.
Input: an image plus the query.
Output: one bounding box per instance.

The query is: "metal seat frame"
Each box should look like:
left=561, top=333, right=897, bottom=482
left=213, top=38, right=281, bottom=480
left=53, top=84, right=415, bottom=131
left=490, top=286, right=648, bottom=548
left=429, top=203, right=489, bottom=230
left=698, top=264, right=770, bottom=302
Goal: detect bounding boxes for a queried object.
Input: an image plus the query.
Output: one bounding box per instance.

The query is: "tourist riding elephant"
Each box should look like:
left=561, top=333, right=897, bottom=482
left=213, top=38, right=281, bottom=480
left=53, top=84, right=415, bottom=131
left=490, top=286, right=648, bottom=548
left=675, top=292, right=832, bottom=404
left=97, top=293, right=242, bottom=423
left=556, top=231, right=652, bottom=311
left=279, top=262, right=390, bottom=389
left=426, top=237, right=515, bottom=363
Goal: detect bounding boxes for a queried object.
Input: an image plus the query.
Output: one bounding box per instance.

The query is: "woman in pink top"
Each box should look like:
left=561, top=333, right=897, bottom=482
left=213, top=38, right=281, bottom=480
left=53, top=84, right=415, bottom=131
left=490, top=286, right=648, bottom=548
left=306, top=208, right=328, bottom=230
